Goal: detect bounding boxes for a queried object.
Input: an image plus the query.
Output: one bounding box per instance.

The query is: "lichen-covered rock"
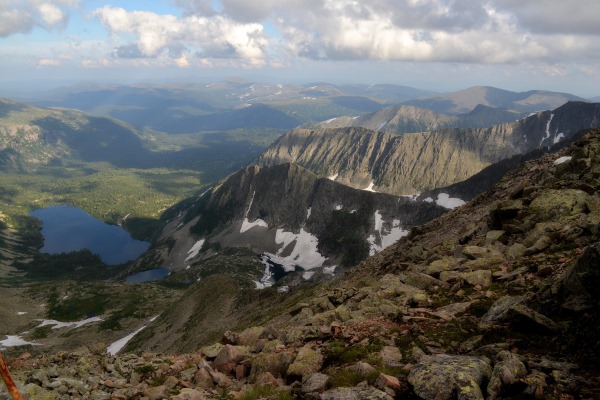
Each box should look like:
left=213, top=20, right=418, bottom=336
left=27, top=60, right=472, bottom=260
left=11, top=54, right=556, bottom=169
left=481, top=296, right=525, bottom=323
left=462, top=270, right=493, bottom=287
left=379, top=346, right=403, bottom=368
left=287, top=345, right=323, bottom=378
left=487, top=351, right=528, bottom=400
left=320, top=386, right=393, bottom=400
left=302, top=372, right=330, bottom=394
left=528, top=189, right=593, bottom=222
left=170, top=388, right=207, bottom=400
left=462, top=246, right=503, bottom=260
left=422, top=258, right=458, bottom=276
left=249, top=351, right=295, bottom=382
left=506, top=243, right=527, bottom=260
left=407, top=354, right=492, bottom=400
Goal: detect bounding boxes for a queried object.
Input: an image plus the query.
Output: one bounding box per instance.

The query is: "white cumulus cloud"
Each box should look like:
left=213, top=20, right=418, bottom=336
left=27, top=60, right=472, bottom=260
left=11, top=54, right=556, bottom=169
left=0, top=0, right=76, bottom=36
left=92, top=6, right=268, bottom=66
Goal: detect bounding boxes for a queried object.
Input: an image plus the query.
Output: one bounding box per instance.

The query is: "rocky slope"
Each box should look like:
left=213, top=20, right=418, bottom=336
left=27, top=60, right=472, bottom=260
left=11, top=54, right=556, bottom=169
left=3, top=128, right=599, bottom=399
left=255, top=102, right=600, bottom=195
left=319, top=104, right=523, bottom=133
left=130, top=162, right=447, bottom=285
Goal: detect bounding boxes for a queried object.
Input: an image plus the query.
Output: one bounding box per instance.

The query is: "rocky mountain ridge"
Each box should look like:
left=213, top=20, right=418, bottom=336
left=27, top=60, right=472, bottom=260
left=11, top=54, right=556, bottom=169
left=255, top=102, right=600, bottom=195
left=2, top=127, right=599, bottom=399
left=402, top=86, right=586, bottom=114
left=0, top=98, right=151, bottom=170
left=319, top=104, right=523, bottom=134
left=130, top=162, right=448, bottom=284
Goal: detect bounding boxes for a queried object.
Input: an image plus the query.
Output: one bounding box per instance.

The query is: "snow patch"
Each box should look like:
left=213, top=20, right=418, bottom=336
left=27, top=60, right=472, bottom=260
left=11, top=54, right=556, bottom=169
left=323, top=265, right=337, bottom=275
left=423, top=197, right=434, bottom=203
left=0, top=335, right=39, bottom=348
left=107, top=316, right=158, bottom=356
left=16, top=311, right=27, bottom=316
left=363, top=181, right=376, bottom=192
left=334, top=205, right=342, bottom=210
left=302, top=271, right=315, bottom=280
left=539, top=113, right=554, bottom=147
left=553, top=132, right=565, bottom=144
left=185, top=239, right=205, bottom=261
left=36, top=317, right=103, bottom=330
left=554, top=156, right=572, bottom=165
left=306, top=208, right=312, bottom=220
left=328, top=173, right=339, bottom=181
left=401, top=194, right=419, bottom=201
left=324, top=117, right=337, bottom=123
left=436, top=193, right=466, bottom=209
left=277, top=286, right=289, bottom=293
left=254, top=256, right=275, bottom=289
left=367, top=212, right=409, bottom=256
left=373, top=210, right=384, bottom=232
left=240, top=191, right=268, bottom=233
left=264, top=228, right=327, bottom=272
left=241, top=218, right=268, bottom=233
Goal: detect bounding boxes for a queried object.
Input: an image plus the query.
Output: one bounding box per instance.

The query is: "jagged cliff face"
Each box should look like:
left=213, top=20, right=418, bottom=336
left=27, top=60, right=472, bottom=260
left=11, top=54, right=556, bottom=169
left=255, top=102, right=600, bottom=195
left=134, top=163, right=447, bottom=283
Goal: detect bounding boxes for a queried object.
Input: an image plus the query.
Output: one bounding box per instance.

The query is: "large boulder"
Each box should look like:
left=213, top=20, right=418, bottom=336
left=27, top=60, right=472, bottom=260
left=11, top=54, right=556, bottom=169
left=407, top=354, right=492, bottom=400
left=320, top=386, right=393, bottom=400
left=562, top=242, right=600, bottom=304
left=287, top=345, right=324, bottom=378
left=487, top=351, right=528, bottom=400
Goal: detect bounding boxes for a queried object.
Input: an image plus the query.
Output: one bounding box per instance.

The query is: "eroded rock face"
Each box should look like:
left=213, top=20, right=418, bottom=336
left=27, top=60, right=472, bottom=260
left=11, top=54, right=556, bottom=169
left=407, top=355, right=492, bottom=400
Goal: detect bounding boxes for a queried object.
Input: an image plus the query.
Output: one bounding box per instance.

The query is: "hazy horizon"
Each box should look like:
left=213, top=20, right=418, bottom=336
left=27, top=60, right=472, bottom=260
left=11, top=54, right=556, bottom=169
left=1, top=1, right=600, bottom=98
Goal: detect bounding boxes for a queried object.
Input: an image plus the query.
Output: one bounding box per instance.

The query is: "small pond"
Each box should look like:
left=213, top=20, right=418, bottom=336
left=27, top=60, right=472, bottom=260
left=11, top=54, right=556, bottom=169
left=30, top=205, right=150, bottom=265
left=125, top=268, right=170, bottom=284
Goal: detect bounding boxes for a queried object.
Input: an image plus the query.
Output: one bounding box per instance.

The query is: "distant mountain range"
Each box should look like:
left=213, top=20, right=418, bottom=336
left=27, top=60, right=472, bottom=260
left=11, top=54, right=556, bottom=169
left=0, top=98, right=278, bottom=174
left=28, top=82, right=587, bottom=135
left=403, top=85, right=586, bottom=114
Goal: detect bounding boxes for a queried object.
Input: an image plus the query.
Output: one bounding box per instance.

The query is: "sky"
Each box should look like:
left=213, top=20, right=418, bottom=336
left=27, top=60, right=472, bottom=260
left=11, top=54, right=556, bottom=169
left=1, top=0, right=600, bottom=97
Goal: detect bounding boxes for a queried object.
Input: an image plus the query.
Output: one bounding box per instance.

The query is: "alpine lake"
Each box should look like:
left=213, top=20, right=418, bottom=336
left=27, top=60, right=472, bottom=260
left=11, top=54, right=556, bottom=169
left=31, top=205, right=150, bottom=267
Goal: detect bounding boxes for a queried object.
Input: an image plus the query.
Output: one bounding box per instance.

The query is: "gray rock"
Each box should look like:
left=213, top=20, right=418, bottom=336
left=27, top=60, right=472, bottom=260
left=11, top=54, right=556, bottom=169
left=302, top=373, right=330, bottom=393
left=320, top=386, right=393, bottom=400
left=485, top=230, right=507, bottom=245
left=171, top=388, right=207, bottom=400
left=480, top=296, right=525, bottom=323
left=506, top=243, right=527, bottom=260
left=379, top=346, right=403, bottom=368
left=287, top=345, right=324, bottom=378
left=408, top=354, right=492, bottom=400
left=349, top=362, right=377, bottom=378
left=562, top=242, right=600, bottom=304
left=462, top=270, right=492, bottom=287
left=487, top=351, right=528, bottom=400
left=249, top=351, right=295, bottom=382
left=462, top=246, right=503, bottom=260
